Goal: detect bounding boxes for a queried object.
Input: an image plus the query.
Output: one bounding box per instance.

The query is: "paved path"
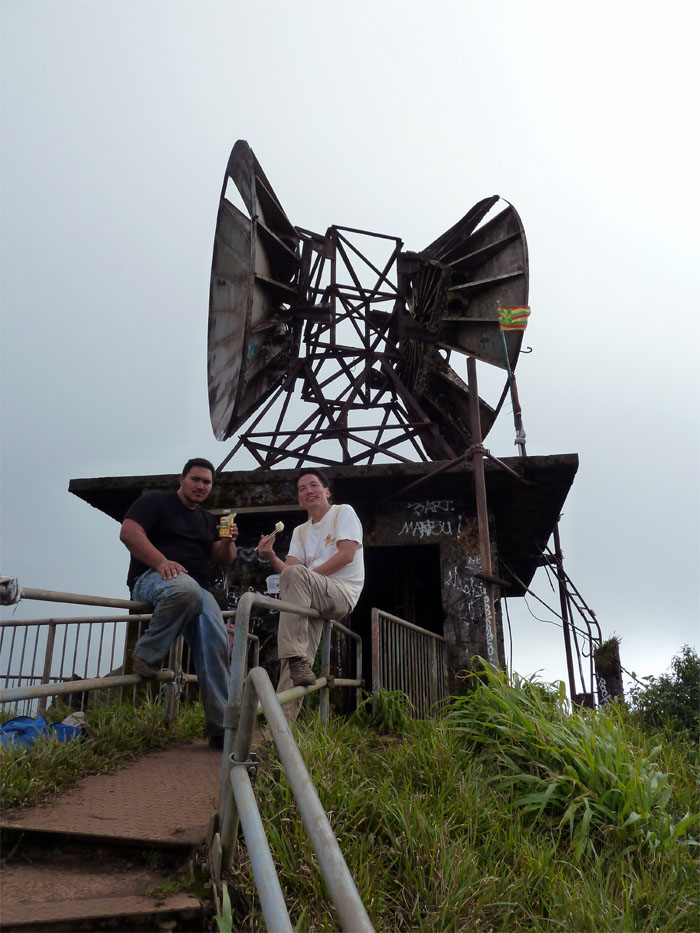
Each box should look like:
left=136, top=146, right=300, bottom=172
left=1, top=740, right=226, bottom=930
left=2, top=740, right=224, bottom=846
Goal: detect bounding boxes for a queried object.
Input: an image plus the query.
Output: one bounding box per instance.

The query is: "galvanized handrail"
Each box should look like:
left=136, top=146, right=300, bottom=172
left=371, top=607, right=448, bottom=716
left=210, top=590, right=365, bottom=930
left=217, top=591, right=362, bottom=835
left=227, top=666, right=373, bottom=932
left=0, top=583, right=259, bottom=717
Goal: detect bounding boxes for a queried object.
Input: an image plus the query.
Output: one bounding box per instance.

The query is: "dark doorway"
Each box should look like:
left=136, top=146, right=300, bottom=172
left=348, top=544, right=444, bottom=695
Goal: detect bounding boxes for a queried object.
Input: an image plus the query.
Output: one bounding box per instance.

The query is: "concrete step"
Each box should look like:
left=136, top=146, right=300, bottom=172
left=0, top=836, right=207, bottom=932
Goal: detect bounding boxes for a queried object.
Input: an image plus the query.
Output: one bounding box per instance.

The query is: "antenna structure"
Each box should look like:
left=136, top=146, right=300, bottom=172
left=208, top=141, right=529, bottom=470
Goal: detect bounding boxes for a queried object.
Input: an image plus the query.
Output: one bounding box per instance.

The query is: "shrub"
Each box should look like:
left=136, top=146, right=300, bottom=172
left=628, top=646, right=700, bottom=744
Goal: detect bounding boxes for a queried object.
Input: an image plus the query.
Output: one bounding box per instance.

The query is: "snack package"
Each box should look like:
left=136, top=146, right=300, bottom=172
left=218, top=511, right=237, bottom=538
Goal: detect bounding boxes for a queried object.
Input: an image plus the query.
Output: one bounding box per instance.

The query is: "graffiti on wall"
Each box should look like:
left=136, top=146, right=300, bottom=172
left=399, top=499, right=464, bottom=539
left=445, top=554, right=496, bottom=664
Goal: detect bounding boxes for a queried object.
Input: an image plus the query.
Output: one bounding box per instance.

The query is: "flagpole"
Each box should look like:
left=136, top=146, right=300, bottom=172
left=498, top=304, right=528, bottom=458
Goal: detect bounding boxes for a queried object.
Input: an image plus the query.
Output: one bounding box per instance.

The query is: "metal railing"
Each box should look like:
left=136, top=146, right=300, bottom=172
left=226, top=667, right=373, bottom=932
left=371, top=608, right=447, bottom=716
left=0, top=582, right=258, bottom=719
left=211, top=590, right=370, bottom=932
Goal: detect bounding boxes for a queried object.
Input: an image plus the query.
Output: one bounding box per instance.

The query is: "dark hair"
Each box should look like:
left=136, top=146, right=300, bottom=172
left=294, top=468, right=332, bottom=496
left=181, top=458, right=215, bottom=478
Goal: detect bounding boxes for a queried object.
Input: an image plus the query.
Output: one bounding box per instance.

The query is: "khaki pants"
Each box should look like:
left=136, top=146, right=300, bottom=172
left=277, top=565, right=353, bottom=723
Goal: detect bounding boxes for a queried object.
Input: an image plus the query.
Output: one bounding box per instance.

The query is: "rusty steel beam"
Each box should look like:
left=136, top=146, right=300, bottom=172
left=467, top=357, right=499, bottom=668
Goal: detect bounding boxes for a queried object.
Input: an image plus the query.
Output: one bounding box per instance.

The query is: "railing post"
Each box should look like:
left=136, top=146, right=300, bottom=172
left=429, top=638, right=438, bottom=714
left=220, top=653, right=262, bottom=873
left=229, top=762, right=293, bottom=933
left=164, top=636, right=183, bottom=725
left=371, top=608, right=381, bottom=707
left=320, top=621, right=332, bottom=727
left=218, top=591, right=254, bottom=830
left=37, top=622, right=57, bottom=713
left=355, top=623, right=363, bottom=712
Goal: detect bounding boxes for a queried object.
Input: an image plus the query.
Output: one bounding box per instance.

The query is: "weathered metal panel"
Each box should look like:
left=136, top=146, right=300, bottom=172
left=207, top=140, right=300, bottom=442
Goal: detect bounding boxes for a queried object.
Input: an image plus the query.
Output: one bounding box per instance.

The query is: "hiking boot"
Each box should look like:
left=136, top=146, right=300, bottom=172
left=131, top=654, right=161, bottom=680
left=289, top=656, right=316, bottom=687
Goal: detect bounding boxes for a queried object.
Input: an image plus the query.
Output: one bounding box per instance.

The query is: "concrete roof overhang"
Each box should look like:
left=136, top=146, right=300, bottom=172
left=69, top=453, right=578, bottom=597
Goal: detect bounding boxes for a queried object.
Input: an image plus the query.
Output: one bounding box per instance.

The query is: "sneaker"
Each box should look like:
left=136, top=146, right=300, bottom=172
left=288, top=656, right=316, bottom=687
left=131, top=654, right=160, bottom=680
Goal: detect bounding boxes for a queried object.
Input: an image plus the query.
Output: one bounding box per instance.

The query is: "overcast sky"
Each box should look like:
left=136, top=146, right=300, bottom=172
left=2, top=0, right=698, bottom=695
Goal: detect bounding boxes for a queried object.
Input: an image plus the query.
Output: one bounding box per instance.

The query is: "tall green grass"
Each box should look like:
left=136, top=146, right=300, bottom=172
left=444, top=664, right=699, bottom=859
left=226, top=678, right=699, bottom=932
left=0, top=699, right=206, bottom=809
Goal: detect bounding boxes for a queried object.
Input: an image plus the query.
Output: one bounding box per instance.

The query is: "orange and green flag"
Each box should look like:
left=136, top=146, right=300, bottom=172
left=498, top=306, right=531, bottom=331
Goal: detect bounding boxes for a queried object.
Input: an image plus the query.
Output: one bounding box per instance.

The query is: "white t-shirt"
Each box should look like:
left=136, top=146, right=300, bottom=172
left=288, top=504, right=364, bottom=608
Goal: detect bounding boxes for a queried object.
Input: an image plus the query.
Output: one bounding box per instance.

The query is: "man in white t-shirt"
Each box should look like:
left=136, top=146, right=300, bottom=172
left=256, top=469, right=364, bottom=722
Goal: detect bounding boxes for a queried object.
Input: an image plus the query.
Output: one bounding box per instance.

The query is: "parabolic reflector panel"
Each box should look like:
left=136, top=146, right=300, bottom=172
left=435, top=199, right=529, bottom=370
left=207, top=140, right=300, bottom=441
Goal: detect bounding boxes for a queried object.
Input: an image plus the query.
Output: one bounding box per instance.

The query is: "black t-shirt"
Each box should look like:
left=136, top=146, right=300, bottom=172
left=124, top=491, right=219, bottom=591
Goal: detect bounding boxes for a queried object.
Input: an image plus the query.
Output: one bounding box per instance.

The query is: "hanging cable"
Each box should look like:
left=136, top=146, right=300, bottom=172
left=507, top=562, right=650, bottom=692
left=503, top=562, right=597, bottom=643
left=503, top=596, right=514, bottom=684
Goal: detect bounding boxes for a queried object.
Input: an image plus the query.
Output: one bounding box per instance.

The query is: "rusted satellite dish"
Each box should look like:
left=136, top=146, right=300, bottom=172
left=208, top=140, right=300, bottom=441
left=208, top=141, right=529, bottom=467
left=393, top=196, right=529, bottom=459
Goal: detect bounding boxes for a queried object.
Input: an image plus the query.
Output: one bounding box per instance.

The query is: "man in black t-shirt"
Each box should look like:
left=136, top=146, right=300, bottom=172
left=120, top=458, right=238, bottom=747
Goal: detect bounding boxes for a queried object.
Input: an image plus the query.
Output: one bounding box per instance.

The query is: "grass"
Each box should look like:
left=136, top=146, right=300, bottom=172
left=3, top=677, right=697, bottom=931
left=0, top=698, right=206, bottom=809
left=225, top=676, right=699, bottom=933
left=443, top=665, right=699, bottom=859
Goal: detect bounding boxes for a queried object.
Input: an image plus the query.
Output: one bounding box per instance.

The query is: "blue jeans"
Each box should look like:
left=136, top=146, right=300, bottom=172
left=132, top=571, right=229, bottom=737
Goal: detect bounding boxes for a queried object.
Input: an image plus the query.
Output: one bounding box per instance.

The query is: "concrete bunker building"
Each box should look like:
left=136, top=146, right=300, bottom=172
left=70, top=454, right=577, bottom=693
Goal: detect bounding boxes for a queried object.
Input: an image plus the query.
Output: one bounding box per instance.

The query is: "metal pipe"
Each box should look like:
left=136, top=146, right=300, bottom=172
left=10, top=586, right=150, bottom=611
left=69, top=623, right=80, bottom=684
left=220, top=656, right=263, bottom=870
left=247, top=667, right=374, bottom=932
left=220, top=593, right=364, bottom=831
left=0, top=614, right=153, bottom=627
left=466, top=357, right=498, bottom=668
left=355, top=626, right=363, bottom=711
left=371, top=609, right=381, bottom=697
left=552, top=523, right=578, bottom=702
left=370, top=609, right=446, bottom=640
left=481, top=449, right=532, bottom=484
left=0, top=670, right=173, bottom=703
left=219, top=591, right=253, bottom=821
left=330, top=617, right=359, bottom=641
left=164, top=638, right=183, bottom=724
left=37, top=623, right=57, bottom=713
left=229, top=764, right=293, bottom=933
left=320, top=621, right=332, bottom=726
left=429, top=638, right=438, bottom=713
left=381, top=451, right=471, bottom=503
